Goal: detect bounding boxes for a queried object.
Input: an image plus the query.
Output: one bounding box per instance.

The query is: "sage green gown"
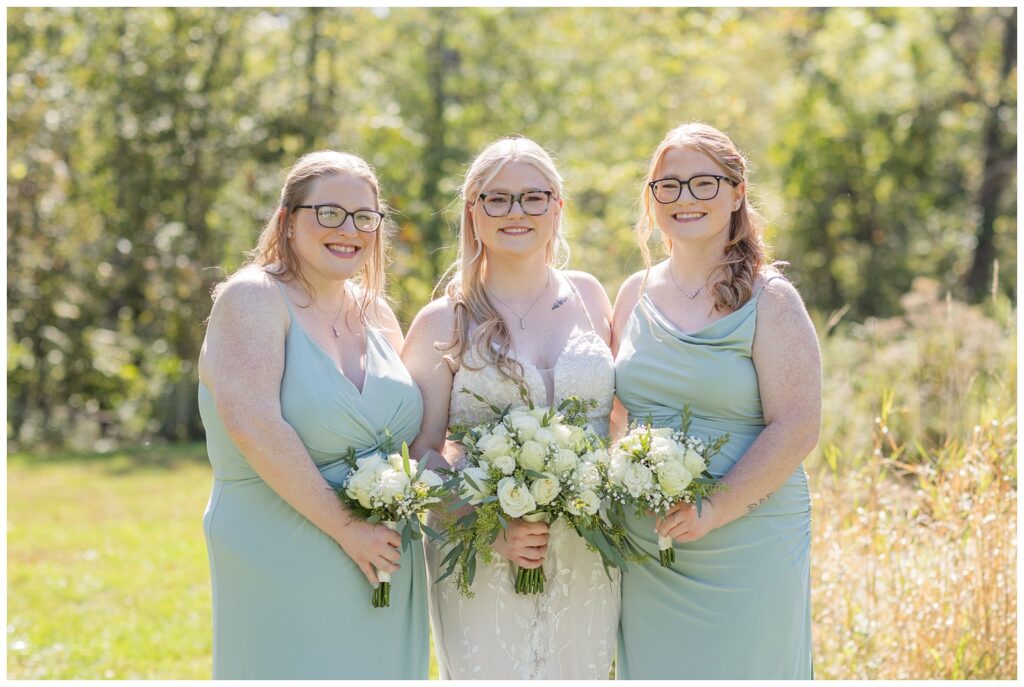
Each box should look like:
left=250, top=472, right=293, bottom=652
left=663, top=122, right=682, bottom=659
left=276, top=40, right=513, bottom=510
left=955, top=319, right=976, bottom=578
left=614, top=278, right=812, bottom=679
left=199, top=283, right=426, bottom=679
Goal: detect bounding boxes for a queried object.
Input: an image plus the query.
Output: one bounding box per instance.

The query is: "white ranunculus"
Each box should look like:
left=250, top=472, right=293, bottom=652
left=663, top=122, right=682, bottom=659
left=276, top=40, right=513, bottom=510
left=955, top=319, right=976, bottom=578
left=477, top=433, right=513, bottom=459
left=419, top=469, right=443, bottom=488
left=529, top=473, right=562, bottom=506
left=508, top=412, right=541, bottom=441
left=608, top=450, right=629, bottom=484
left=496, top=477, right=536, bottom=518
left=622, top=462, right=655, bottom=498
left=492, top=453, right=517, bottom=475
left=550, top=448, right=580, bottom=475
left=533, top=427, right=556, bottom=446
left=567, top=489, right=601, bottom=516
left=378, top=467, right=411, bottom=502
left=656, top=459, right=693, bottom=497
left=573, top=462, right=602, bottom=490
left=345, top=468, right=377, bottom=509
left=682, top=447, right=707, bottom=476
left=459, top=466, right=492, bottom=504
left=518, top=440, right=547, bottom=472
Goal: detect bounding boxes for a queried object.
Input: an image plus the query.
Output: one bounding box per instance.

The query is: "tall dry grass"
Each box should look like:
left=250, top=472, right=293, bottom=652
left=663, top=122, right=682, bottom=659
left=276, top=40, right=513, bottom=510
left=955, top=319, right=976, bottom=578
left=809, top=277, right=1017, bottom=679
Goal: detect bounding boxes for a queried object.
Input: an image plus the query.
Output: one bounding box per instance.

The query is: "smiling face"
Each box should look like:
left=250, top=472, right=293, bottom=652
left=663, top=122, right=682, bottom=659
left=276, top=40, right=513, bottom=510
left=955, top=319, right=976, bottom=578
left=652, top=145, right=744, bottom=251
left=287, top=172, right=378, bottom=286
left=471, top=161, right=562, bottom=263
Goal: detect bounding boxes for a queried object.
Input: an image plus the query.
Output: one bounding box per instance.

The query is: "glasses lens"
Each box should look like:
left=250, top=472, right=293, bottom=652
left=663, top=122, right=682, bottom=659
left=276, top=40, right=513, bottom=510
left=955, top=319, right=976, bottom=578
left=353, top=211, right=381, bottom=232
left=689, top=176, right=721, bottom=200
left=482, top=193, right=513, bottom=217
left=317, top=206, right=344, bottom=227
left=520, top=192, right=550, bottom=216
left=652, top=180, right=682, bottom=204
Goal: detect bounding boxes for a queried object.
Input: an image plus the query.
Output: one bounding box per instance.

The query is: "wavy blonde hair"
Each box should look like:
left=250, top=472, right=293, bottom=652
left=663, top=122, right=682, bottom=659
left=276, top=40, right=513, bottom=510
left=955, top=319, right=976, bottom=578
left=215, top=150, right=392, bottom=321
left=636, top=122, right=776, bottom=311
left=437, top=136, right=568, bottom=383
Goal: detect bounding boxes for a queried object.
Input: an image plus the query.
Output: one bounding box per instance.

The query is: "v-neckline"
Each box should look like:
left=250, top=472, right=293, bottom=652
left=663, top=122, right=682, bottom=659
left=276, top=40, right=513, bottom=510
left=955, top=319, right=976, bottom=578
left=290, top=317, right=374, bottom=397
left=498, top=328, right=606, bottom=407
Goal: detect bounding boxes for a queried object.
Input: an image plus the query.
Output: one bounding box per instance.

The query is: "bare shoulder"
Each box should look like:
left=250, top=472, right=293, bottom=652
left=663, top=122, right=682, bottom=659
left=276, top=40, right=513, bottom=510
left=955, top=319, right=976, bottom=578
left=613, top=269, right=647, bottom=318
left=564, top=270, right=612, bottom=309
left=405, top=295, right=458, bottom=350
left=756, top=275, right=812, bottom=325
left=753, top=275, right=819, bottom=360
left=209, top=267, right=288, bottom=327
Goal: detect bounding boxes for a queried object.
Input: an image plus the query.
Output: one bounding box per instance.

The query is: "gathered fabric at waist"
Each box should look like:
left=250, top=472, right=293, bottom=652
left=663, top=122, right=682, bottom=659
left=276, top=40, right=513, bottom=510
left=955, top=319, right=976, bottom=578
left=210, top=443, right=384, bottom=484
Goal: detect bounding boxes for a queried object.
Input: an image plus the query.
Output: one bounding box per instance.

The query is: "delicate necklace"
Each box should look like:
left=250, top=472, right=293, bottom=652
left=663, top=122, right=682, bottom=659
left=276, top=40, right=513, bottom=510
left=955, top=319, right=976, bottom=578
left=669, top=262, right=703, bottom=300
left=329, top=286, right=347, bottom=338
left=486, top=269, right=552, bottom=330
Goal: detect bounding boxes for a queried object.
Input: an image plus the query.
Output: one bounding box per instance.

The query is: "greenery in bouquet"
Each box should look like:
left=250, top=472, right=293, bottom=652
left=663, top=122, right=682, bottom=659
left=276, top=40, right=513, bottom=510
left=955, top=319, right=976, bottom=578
left=436, top=387, right=638, bottom=597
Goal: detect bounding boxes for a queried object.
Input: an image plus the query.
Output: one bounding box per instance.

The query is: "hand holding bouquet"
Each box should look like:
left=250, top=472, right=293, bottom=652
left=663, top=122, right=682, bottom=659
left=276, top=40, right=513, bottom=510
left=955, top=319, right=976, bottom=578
left=606, top=407, right=729, bottom=566
left=438, top=389, right=633, bottom=596
left=334, top=440, right=447, bottom=607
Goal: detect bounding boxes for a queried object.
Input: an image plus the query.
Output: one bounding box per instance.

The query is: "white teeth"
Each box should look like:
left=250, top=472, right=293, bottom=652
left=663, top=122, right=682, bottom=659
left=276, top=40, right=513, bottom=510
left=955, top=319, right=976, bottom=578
left=674, top=212, right=705, bottom=220
left=501, top=227, right=531, bottom=234
left=327, top=244, right=357, bottom=254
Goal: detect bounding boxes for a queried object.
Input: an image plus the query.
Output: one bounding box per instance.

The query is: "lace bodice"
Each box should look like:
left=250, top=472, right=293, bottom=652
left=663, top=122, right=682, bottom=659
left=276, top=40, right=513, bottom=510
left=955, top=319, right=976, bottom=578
left=449, top=328, right=615, bottom=438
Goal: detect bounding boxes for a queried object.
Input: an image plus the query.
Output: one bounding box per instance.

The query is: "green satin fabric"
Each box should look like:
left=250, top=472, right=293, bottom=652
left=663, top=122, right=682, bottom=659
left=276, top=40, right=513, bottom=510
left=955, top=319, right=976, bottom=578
left=199, top=286, right=426, bottom=679
left=614, top=283, right=813, bottom=679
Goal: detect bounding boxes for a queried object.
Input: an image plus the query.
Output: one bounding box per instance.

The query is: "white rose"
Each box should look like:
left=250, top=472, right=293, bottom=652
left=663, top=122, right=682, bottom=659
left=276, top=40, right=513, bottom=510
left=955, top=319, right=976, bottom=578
left=682, top=448, right=707, bottom=476
left=551, top=423, right=574, bottom=449
left=529, top=473, right=562, bottom=506
left=386, top=453, right=405, bottom=471
left=496, top=477, right=537, bottom=518
left=492, top=453, right=517, bottom=475
left=530, top=407, right=548, bottom=422
left=588, top=447, right=611, bottom=467
left=378, top=467, right=411, bottom=503
left=622, top=463, right=655, bottom=498
left=608, top=450, right=629, bottom=484
left=533, top=427, right=556, bottom=446
left=649, top=436, right=679, bottom=465
left=566, top=425, right=587, bottom=449
left=419, top=469, right=443, bottom=488
left=491, top=424, right=510, bottom=438
left=355, top=452, right=386, bottom=472
left=509, top=412, right=540, bottom=440
left=518, top=440, right=547, bottom=472
left=649, top=427, right=675, bottom=439
left=567, top=489, right=601, bottom=516
left=656, top=459, right=693, bottom=497
left=573, top=462, right=602, bottom=490
left=459, top=466, right=492, bottom=505
left=619, top=434, right=644, bottom=454
left=477, top=433, right=513, bottom=459
left=345, top=468, right=377, bottom=509
left=550, top=448, right=580, bottom=475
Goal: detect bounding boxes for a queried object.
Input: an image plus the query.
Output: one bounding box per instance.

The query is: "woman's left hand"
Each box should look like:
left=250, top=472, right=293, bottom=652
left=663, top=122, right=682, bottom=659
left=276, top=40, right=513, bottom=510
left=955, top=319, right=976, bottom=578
left=655, top=499, right=718, bottom=543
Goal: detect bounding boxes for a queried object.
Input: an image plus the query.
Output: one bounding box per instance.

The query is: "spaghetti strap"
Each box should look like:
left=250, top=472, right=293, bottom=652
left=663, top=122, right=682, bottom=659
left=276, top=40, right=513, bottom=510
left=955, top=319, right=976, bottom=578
left=564, top=273, right=597, bottom=333
left=754, top=273, right=788, bottom=299
left=272, top=279, right=296, bottom=319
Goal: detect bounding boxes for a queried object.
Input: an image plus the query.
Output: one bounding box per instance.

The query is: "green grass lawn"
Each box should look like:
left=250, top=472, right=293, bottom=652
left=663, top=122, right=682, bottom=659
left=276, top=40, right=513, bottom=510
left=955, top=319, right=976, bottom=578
left=7, top=444, right=440, bottom=679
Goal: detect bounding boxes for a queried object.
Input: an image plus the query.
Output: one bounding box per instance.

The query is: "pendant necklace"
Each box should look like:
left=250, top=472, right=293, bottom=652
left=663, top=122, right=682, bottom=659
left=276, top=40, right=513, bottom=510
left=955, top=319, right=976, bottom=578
left=486, top=269, right=552, bottom=330
left=669, top=262, right=703, bottom=300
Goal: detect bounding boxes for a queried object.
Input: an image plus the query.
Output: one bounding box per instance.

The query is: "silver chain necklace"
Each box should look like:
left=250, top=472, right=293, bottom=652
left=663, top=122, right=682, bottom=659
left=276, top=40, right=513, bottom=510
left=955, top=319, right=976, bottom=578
left=669, top=262, right=703, bottom=300
left=328, top=285, right=347, bottom=338
left=486, top=269, right=552, bottom=330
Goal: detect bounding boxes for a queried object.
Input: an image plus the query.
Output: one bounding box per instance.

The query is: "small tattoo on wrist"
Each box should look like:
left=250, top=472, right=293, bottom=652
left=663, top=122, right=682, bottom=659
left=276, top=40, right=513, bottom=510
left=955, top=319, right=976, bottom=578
left=747, top=492, right=774, bottom=512
left=551, top=295, right=569, bottom=310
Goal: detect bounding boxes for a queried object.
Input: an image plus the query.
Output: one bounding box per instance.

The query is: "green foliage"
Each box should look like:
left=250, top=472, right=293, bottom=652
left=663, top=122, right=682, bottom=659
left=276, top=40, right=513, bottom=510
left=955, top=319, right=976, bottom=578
left=7, top=7, right=1016, bottom=451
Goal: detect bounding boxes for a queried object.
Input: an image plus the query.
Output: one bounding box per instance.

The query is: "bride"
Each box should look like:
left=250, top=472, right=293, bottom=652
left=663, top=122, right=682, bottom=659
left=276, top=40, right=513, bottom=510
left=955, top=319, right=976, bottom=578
left=402, top=137, right=620, bottom=679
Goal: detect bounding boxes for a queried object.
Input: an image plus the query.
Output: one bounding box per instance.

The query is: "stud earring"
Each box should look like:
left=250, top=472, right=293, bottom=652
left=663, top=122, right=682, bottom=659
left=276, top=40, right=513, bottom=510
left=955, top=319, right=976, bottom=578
left=287, top=230, right=294, bottom=238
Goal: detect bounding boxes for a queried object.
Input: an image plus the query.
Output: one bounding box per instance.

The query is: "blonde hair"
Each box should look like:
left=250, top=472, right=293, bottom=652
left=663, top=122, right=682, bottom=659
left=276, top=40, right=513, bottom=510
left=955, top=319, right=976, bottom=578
left=636, top=122, right=775, bottom=312
left=216, top=150, right=392, bottom=320
left=438, top=136, right=568, bottom=383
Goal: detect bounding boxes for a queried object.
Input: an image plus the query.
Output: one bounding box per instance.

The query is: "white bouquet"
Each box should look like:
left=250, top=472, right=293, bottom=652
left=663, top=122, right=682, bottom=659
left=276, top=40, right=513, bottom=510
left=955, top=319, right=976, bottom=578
left=333, top=440, right=447, bottom=607
left=438, top=389, right=634, bottom=596
left=606, top=407, right=729, bottom=566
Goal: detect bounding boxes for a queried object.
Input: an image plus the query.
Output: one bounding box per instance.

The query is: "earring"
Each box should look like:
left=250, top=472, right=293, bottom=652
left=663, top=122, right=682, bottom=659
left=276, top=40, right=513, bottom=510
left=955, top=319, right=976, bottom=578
left=287, top=230, right=294, bottom=238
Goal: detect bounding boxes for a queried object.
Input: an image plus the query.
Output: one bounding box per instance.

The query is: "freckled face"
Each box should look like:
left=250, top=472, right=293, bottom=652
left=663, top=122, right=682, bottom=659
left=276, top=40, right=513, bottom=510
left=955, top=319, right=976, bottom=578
left=652, top=146, right=744, bottom=248
left=287, top=172, right=378, bottom=283
left=472, top=162, right=561, bottom=262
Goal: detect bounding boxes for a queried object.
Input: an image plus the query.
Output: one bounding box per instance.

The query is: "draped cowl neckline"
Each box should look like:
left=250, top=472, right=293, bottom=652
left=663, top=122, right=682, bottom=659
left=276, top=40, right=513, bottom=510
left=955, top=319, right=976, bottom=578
left=639, top=291, right=758, bottom=345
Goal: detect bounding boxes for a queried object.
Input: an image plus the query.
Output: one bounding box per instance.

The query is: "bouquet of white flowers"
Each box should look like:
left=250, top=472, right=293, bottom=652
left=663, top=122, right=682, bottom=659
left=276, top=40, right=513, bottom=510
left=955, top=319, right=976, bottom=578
left=438, top=388, right=635, bottom=596
left=606, top=407, right=729, bottom=566
left=333, top=440, right=447, bottom=607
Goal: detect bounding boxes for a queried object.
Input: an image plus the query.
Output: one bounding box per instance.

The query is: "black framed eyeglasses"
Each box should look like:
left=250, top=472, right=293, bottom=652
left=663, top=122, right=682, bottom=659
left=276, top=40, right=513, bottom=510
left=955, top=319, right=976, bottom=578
left=293, top=204, right=384, bottom=232
left=476, top=190, right=554, bottom=218
left=649, top=175, right=738, bottom=204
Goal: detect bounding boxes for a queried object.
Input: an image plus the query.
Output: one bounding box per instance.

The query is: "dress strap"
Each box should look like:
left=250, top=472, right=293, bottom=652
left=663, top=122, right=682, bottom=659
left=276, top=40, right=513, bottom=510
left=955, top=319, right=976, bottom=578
left=563, top=273, right=598, bottom=333
left=754, top=273, right=789, bottom=299
left=273, top=278, right=296, bottom=320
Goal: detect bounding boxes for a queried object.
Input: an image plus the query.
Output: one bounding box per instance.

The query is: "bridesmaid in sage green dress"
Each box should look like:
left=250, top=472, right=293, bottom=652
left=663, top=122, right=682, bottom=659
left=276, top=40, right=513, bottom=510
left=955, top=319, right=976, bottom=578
left=198, top=151, right=426, bottom=679
left=612, top=123, right=821, bottom=679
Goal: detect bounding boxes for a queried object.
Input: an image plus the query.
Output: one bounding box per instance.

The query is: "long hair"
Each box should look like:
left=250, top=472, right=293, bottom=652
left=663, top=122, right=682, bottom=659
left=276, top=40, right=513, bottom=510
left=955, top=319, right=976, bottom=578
left=437, top=136, right=568, bottom=383
left=635, top=122, right=776, bottom=311
left=215, top=150, right=392, bottom=321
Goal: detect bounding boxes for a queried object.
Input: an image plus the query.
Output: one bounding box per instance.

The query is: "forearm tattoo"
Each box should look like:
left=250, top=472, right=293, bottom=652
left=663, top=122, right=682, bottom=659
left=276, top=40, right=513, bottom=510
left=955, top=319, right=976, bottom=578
left=747, top=492, right=774, bottom=512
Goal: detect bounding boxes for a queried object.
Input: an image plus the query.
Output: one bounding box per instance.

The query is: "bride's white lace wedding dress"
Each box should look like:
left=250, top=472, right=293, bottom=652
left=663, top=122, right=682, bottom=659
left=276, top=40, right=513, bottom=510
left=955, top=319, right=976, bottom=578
left=424, top=279, right=620, bottom=680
